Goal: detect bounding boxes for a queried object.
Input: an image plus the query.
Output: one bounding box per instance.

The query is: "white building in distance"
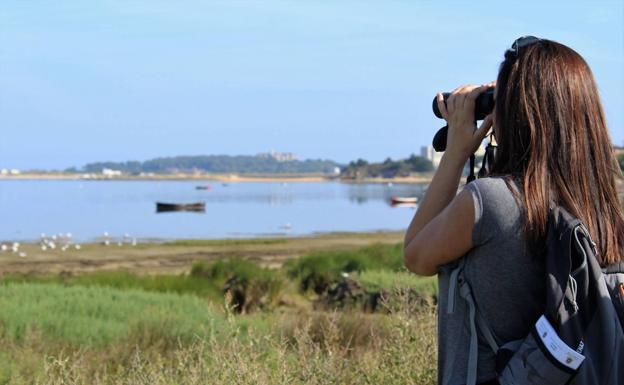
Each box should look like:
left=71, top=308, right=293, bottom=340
left=258, top=150, right=297, bottom=162
left=101, top=168, right=122, bottom=177
left=421, top=144, right=487, bottom=169
left=0, top=169, right=21, bottom=175
left=420, top=146, right=444, bottom=168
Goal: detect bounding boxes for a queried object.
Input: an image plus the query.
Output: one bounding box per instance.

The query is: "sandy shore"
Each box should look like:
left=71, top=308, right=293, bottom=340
left=0, top=172, right=434, bottom=184
left=0, top=231, right=404, bottom=275
left=7, top=172, right=620, bottom=188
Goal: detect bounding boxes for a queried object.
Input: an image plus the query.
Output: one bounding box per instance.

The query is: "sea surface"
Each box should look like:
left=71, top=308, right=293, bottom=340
left=0, top=180, right=428, bottom=241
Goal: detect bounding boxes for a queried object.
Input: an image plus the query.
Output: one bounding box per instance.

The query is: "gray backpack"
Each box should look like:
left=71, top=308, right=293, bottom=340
left=448, top=205, right=624, bottom=385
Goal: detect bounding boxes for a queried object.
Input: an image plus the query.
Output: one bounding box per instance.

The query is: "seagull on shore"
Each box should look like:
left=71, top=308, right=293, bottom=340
left=102, top=231, right=111, bottom=246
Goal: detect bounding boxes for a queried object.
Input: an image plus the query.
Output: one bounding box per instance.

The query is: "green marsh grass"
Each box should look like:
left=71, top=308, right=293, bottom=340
left=353, top=270, right=438, bottom=296
left=10, top=287, right=437, bottom=385
left=285, top=243, right=404, bottom=293
left=0, top=283, right=222, bottom=347
left=1, top=270, right=224, bottom=302
left=0, top=243, right=441, bottom=384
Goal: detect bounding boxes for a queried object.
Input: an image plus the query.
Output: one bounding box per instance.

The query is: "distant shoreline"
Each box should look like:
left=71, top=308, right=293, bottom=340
left=2, top=173, right=621, bottom=195
left=0, top=172, right=435, bottom=184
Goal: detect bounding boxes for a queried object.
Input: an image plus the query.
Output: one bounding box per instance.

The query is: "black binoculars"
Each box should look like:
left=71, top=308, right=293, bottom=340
left=431, top=87, right=495, bottom=152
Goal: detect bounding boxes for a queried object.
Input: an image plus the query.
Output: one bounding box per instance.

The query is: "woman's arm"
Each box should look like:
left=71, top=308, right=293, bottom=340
left=403, top=155, right=473, bottom=275
left=403, top=83, right=494, bottom=276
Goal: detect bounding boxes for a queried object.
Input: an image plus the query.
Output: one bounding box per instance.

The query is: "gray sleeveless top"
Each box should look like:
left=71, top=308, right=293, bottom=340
left=437, top=177, right=546, bottom=385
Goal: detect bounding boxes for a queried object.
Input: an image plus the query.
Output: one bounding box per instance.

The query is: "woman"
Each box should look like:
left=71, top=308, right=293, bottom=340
left=403, top=37, right=624, bottom=385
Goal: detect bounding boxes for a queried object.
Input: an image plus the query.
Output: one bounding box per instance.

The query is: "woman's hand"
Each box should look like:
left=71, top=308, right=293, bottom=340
left=436, top=82, right=495, bottom=163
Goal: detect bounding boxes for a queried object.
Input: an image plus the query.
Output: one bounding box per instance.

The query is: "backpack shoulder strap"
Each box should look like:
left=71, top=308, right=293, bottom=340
left=446, top=258, right=500, bottom=385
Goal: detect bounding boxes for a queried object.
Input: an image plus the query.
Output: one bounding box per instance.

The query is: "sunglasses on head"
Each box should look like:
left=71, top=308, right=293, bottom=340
left=510, top=35, right=541, bottom=58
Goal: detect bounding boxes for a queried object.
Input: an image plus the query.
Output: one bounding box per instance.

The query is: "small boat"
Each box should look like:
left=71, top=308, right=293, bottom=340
left=195, top=185, right=211, bottom=191
left=390, top=196, right=418, bottom=205
left=156, top=202, right=206, bottom=213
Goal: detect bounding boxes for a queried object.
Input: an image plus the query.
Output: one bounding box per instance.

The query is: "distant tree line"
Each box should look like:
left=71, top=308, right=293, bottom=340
left=74, top=155, right=342, bottom=174
left=341, top=155, right=433, bottom=179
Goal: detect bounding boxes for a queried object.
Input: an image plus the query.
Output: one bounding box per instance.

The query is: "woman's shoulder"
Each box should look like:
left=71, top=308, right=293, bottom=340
left=463, top=176, right=523, bottom=245
left=464, top=176, right=520, bottom=205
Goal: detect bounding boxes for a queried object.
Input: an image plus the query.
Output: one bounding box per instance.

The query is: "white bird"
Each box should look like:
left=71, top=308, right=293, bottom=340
left=0, top=244, right=6, bottom=252
left=18, top=252, right=26, bottom=258
left=74, top=244, right=81, bottom=250
left=49, top=242, right=56, bottom=249
left=41, top=245, right=47, bottom=251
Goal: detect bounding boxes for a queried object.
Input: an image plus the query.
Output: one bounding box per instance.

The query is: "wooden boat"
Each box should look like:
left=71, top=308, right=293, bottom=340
left=390, top=196, right=418, bottom=205
left=156, top=202, right=205, bottom=213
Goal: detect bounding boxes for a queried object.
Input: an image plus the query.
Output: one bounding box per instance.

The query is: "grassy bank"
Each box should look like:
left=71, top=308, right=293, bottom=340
left=0, top=243, right=439, bottom=384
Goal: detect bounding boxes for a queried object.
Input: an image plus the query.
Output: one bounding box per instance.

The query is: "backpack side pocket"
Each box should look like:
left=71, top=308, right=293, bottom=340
left=498, top=316, right=582, bottom=385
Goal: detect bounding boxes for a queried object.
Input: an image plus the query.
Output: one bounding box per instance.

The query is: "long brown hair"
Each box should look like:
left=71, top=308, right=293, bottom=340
left=490, top=38, right=624, bottom=265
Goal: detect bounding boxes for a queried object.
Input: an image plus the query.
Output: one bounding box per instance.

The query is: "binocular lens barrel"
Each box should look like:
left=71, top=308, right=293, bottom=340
left=431, top=88, right=495, bottom=121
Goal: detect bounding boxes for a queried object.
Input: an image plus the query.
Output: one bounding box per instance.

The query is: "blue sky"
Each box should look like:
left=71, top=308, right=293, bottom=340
left=0, top=0, right=622, bottom=170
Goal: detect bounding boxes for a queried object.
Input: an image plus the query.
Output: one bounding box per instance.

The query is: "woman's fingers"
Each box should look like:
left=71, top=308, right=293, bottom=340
left=441, top=83, right=491, bottom=125
left=447, top=84, right=467, bottom=113
left=441, top=84, right=495, bottom=161
left=457, top=84, right=481, bottom=110
left=483, top=80, right=496, bottom=89
left=467, top=84, right=489, bottom=101
left=436, top=93, right=448, bottom=119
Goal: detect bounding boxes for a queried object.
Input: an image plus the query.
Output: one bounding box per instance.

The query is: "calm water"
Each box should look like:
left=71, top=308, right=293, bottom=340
left=0, top=180, right=427, bottom=241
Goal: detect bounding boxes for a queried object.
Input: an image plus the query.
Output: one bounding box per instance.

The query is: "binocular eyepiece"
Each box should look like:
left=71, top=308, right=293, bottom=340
left=431, top=87, right=496, bottom=152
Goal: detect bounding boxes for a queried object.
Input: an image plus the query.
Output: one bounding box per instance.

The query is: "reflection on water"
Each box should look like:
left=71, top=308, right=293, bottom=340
left=345, top=183, right=426, bottom=205
left=0, top=180, right=428, bottom=241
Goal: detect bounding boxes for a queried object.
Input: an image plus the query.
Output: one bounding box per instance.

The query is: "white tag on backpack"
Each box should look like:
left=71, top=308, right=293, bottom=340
left=535, top=315, right=585, bottom=370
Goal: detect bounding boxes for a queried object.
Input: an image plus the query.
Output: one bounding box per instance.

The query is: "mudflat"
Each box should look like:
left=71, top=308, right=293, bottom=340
left=0, top=231, right=404, bottom=275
